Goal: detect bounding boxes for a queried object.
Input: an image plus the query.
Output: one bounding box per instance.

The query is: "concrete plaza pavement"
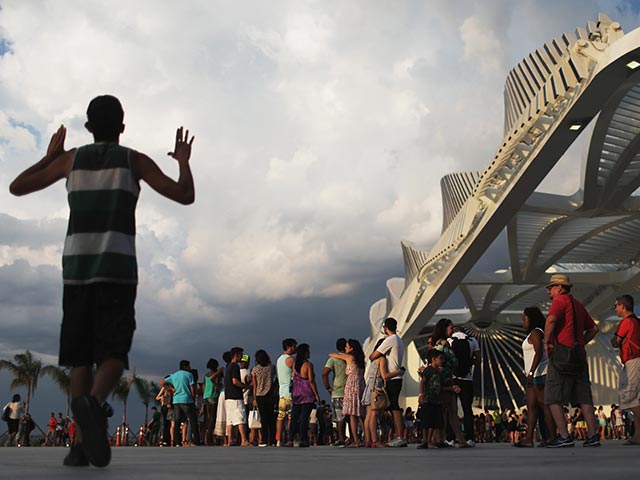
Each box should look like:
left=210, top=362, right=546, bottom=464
left=0, top=442, right=637, bottom=480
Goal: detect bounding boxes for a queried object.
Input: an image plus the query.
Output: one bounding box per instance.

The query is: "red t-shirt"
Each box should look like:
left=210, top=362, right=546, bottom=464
left=548, top=294, right=596, bottom=352
left=615, top=315, right=640, bottom=364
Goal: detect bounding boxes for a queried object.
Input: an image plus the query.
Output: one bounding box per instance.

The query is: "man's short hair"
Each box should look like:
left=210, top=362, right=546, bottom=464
left=336, top=338, right=347, bottom=352
left=282, top=338, right=297, bottom=350
left=86, top=95, right=124, bottom=139
left=383, top=317, right=397, bottom=332
left=179, top=360, right=190, bottom=370
left=230, top=347, right=244, bottom=359
left=617, top=294, right=635, bottom=312
left=222, top=351, right=231, bottom=364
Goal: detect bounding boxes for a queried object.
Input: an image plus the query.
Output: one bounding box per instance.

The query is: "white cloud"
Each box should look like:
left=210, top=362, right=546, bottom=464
left=460, top=15, right=505, bottom=74
left=1, top=1, right=636, bottom=425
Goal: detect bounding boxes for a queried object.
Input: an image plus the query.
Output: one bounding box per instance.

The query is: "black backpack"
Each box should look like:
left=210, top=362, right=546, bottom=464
left=451, top=336, right=472, bottom=378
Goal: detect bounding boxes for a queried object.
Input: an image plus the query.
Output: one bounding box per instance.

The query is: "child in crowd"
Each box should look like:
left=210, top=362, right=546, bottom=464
left=418, top=349, right=462, bottom=448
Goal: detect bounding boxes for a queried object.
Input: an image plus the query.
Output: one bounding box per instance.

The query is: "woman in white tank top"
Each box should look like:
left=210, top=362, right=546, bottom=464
left=514, top=307, right=557, bottom=447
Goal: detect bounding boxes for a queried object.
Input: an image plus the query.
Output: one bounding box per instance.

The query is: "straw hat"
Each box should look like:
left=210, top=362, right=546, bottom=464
left=546, top=274, right=573, bottom=288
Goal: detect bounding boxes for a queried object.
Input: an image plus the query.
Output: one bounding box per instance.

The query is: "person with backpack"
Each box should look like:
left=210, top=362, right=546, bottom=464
left=611, top=294, right=640, bottom=445
left=432, top=318, right=469, bottom=448
left=448, top=326, right=480, bottom=446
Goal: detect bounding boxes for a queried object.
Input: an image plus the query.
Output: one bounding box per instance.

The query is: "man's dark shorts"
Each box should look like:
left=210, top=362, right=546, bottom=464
left=545, top=359, right=593, bottom=406
left=386, top=379, right=403, bottom=411
left=60, top=283, right=136, bottom=369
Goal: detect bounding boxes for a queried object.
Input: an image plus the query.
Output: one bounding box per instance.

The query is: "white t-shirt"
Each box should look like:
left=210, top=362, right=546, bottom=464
left=240, top=367, right=251, bottom=405
left=447, top=332, right=480, bottom=381
left=3, top=401, right=23, bottom=420
left=376, top=334, right=404, bottom=380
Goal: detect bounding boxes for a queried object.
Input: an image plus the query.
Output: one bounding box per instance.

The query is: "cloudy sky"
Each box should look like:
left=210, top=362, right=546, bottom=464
left=1, top=0, right=640, bottom=427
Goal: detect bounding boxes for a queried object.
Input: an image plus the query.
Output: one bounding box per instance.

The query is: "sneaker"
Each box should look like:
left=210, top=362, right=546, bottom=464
left=416, top=442, right=429, bottom=449
left=583, top=435, right=601, bottom=447
left=387, top=437, right=408, bottom=448
left=466, top=440, right=476, bottom=447
left=332, top=441, right=346, bottom=447
left=546, top=435, right=574, bottom=448
left=444, top=440, right=455, bottom=447
left=258, top=443, right=268, bottom=447
left=71, top=395, right=111, bottom=467
left=63, top=444, right=90, bottom=467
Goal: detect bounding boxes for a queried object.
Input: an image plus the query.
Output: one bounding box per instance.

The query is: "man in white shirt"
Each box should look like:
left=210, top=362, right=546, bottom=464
left=369, top=317, right=406, bottom=447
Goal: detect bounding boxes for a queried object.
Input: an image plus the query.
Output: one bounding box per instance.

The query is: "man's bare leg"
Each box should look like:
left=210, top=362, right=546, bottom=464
left=91, top=359, right=124, bottom=404
left=549, top=404, right=569, bottom=437
left=581, top=404, right=597, bottom=438
left=393, top=410, right=404, bottom=439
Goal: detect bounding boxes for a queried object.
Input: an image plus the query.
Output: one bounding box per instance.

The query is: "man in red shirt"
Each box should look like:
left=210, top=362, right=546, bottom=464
left=611, top=294, right=640, bottom=445
left=543, top=274, right=600, bottom=447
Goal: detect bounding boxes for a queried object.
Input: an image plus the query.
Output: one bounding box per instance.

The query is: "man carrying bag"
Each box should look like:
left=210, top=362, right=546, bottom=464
left=544, top=274, right=600, bottom=448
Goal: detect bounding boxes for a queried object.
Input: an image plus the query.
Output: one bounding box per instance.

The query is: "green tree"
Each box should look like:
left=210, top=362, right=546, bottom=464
left=40, top=365, right=72, bottom=417
left=111, top=373, right=137, bottom=426
left=133, top=377, right=160, bottom=426
left=0, top=350, right=42, bottom=414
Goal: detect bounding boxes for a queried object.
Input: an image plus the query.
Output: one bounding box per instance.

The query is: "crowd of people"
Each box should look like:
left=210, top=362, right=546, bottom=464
left=151, top=322, right=410, bottom=449
left=3, top=274, right=640, bottom=453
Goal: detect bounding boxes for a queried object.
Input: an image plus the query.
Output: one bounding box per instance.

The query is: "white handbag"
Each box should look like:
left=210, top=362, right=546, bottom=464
left=248, top=408, right=262, bottom=429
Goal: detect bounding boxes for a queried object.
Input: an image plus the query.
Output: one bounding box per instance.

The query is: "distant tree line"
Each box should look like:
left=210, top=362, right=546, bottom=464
left=0, top=350, right=160, bottom=426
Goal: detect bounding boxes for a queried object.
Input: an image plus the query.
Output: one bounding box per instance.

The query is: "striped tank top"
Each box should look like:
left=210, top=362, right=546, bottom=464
left=62, top=143, right=140, bottom=285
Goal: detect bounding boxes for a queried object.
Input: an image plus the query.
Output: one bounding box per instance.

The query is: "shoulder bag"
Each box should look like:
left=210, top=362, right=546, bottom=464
left=552, top=297, right=586, bottom=375
left=370, top=364, right=391, bottom=411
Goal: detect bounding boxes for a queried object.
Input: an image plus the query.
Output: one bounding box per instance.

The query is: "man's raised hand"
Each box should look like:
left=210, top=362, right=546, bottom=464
left=167, top=126, right=194, bottom=163
left=46, top=125, right=66, bottom=159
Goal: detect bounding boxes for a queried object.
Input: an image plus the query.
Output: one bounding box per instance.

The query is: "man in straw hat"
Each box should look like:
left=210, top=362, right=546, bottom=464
left=543, top=274, right=600, bottom=447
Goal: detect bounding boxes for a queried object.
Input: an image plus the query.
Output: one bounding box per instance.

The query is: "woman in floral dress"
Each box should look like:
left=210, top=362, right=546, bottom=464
left=329, top=338, right=366, bottom=447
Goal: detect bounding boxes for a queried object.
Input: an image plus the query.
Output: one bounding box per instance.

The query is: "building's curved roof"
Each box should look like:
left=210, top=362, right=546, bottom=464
left=366, top=14, right=640, bottom=409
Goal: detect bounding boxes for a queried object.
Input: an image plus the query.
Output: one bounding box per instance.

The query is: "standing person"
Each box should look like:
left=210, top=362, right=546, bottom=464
left=147, top=407, right=161, bottom=446
left=369, top=317, right=406, bottom=447
left=44, top=412, right=57, bottom=446
left=224, top=347, right=250, bottom=446
left=202, top=359, right=223, bottom=446
left=252, top=349, right=276, bottom=447
left=330, top=339, right=366, bottom=447
left=611, top=294, right=640, bottom=445
left=9, top=95, right=195, bottom=467
left=544, top=274, right=600, bottom=447
left=155, top=381, right=174, bottom=446
left=362, top=338, right=405, bottom=448
left=290, top=343, right=321, bottom=447
left=2, top=394, right=24, bottom=447
left=322, top=338, right=348, bottom=446
left=19, top=412, right=36, bottom=447
left=162, top=360, right=201, bottom=446
left=276, top=338, right=297, bottom=447
left=239, top=355, right=256, bottom=445
left=514, top=306, right=556, bottom=447
left=418, top=349, right=450, bottom=449
left=432, top=320, right=469, bottom=448
left=448, top=327, right=481, bottom=446
left=214, top=351, right=231, bottom=445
